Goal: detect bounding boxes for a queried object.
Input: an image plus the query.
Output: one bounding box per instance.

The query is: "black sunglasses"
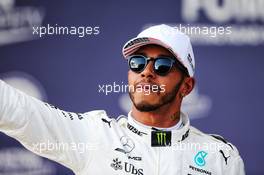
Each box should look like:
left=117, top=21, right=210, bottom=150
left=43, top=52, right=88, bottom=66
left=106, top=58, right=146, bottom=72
left=128, top=55, right=189, bottom=76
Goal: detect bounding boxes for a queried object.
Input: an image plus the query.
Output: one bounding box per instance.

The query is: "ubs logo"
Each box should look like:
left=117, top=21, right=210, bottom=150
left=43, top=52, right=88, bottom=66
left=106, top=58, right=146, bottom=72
left=110, top=158, right=144, bottom=175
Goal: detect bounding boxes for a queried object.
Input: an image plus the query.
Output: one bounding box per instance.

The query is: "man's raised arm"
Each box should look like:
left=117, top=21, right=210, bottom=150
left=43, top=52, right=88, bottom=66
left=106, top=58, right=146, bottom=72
left=0, top=79, right=102, bottom=173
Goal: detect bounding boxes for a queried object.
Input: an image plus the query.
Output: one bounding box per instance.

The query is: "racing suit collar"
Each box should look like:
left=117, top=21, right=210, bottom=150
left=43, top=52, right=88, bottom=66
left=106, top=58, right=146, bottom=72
left=126, top=111, right=190, bottom=146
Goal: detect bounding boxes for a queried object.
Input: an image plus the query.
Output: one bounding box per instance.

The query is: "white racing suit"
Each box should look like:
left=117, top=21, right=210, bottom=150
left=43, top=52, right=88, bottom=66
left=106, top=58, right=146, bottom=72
left=0, top=80, right=245, bottom=175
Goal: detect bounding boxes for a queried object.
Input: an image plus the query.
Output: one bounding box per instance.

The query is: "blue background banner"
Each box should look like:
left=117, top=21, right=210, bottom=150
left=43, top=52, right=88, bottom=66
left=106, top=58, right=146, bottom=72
left=0, top=0, right=263, bottom=174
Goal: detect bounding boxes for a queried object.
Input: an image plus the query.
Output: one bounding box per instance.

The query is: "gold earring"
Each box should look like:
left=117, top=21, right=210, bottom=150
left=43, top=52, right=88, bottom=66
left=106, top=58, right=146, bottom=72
left=180, top=93, right=185, bottom=98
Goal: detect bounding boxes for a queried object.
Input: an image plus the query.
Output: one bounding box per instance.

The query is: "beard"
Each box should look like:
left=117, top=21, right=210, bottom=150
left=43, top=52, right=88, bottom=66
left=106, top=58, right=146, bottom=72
left=129, top=77, right=184, bottom=112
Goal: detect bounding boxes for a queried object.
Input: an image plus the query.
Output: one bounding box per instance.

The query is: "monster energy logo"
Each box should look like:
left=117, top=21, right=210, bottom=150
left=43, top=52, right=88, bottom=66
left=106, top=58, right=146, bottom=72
left=156, top=133, right=166, bottom=145
left=151, top=131, right=171, bottom=147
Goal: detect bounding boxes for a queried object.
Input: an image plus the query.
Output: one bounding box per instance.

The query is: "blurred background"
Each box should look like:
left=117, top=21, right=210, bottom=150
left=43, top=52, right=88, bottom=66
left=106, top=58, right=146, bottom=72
left=0, top=0, right=263, bottom=174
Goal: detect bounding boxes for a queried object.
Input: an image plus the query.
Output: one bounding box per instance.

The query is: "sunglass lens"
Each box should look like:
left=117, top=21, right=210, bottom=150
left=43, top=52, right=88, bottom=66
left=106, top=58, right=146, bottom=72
left=154, top=58, right=173, bottom=76
left=129, top=56, right=146, bottom=72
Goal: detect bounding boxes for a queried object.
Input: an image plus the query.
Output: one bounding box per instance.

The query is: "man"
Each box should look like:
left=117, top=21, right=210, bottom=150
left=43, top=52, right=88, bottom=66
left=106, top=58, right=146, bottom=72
left=0, top=24, right=245, bottom=174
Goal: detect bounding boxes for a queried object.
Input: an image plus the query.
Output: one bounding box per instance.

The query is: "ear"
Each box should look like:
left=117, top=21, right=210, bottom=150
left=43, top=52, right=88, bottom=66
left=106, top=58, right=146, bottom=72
left=180, top=77, right=195, bottom=97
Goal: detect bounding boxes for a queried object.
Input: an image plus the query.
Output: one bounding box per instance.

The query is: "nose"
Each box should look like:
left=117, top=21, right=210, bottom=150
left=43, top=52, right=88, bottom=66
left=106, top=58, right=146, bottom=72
left=140, top=61, right=156, bottom=78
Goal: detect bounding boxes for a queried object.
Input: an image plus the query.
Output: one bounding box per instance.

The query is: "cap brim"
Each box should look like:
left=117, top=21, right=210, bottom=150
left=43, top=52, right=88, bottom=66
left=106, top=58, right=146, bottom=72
left=122, top=37, right=191, bottom=76
left=122, top=37, right=178, bottom=59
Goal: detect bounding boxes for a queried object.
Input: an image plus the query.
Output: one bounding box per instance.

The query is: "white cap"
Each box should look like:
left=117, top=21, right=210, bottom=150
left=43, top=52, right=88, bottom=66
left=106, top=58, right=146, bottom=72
left=122, top=24, right=195, bottom=77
